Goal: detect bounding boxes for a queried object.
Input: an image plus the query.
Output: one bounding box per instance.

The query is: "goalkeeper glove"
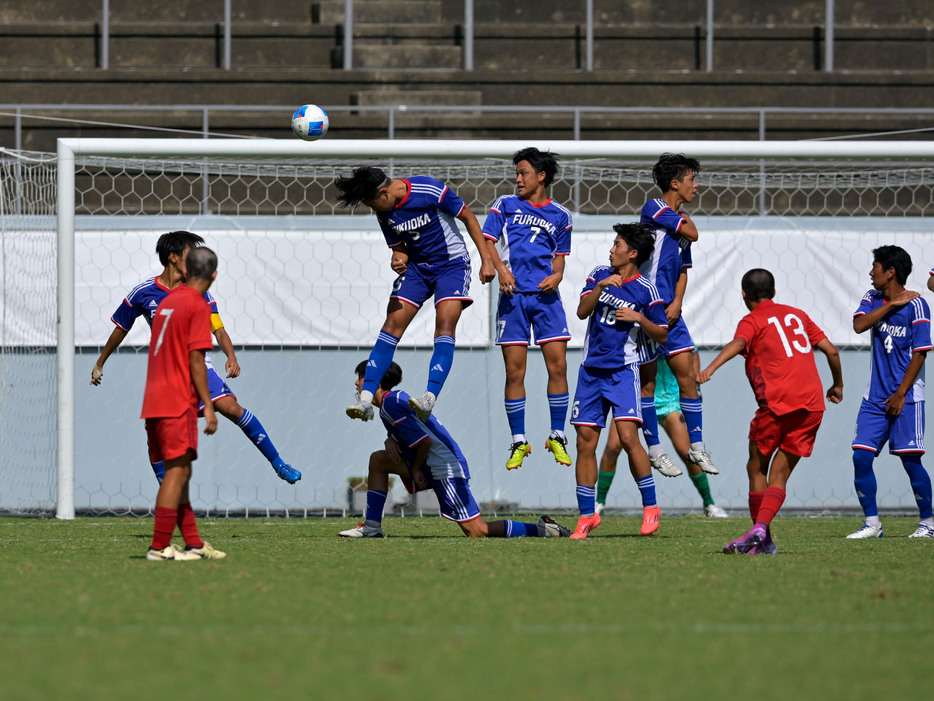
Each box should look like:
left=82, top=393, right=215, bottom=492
left=90, top=364, right=104, bottom=385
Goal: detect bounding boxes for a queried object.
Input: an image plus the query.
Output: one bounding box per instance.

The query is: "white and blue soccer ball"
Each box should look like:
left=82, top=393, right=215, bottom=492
left=291, top=104, right=329, bottom=141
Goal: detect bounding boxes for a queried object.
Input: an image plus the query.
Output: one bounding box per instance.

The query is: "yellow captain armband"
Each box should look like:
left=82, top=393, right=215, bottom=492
left=210, top=313, right=225, bottom=333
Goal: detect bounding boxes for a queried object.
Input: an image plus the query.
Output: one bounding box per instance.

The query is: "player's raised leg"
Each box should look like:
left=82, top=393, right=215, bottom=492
left=212, top=395, right=300, bottom=485
left=640, top=360, right=680, bottom=477
left=668, top=348, right=717, bottom=474
left=502, top=344, right=532, bottom=470
left=542, top=340, right=571, bottom=466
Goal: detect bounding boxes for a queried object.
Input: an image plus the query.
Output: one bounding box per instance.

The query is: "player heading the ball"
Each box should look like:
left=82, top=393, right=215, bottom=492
left=482, top=148, right=573, bottom=471
left=335, top=166, right=495, bottom=423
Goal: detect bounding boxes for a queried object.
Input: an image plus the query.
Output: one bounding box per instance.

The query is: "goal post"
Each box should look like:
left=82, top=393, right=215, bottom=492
left=46, top=138, right=934, bottom=519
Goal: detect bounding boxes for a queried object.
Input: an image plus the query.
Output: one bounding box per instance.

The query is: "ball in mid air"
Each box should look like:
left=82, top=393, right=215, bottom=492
left=291, top=104, right=329, bottom=141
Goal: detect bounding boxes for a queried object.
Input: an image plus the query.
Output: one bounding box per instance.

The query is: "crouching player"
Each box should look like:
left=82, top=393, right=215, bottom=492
left=339, top=361, right=570, bottom=539
left=698, top=268, right=843, bottom=554
left=568, top=223, right=669, bottom=539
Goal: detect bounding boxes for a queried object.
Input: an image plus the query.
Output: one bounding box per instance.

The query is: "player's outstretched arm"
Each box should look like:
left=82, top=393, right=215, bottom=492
left=213, top=327, right=241, bottom=378
left=697, top=338, right=746, bottom=383
left=90, top=326, right=129, bottom=385
left=853, top=290, right=921, bottom=333
left=457, top=207, right=495, bottom=284
left=815, top=337, right=844, bottom=404
left=190, top=349, right=217, bottom=434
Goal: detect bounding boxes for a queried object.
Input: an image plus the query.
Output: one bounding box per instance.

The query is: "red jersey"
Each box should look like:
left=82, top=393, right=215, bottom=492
left=141, top=286, right=213, bottom=419
left=734, top=299, right=827, bottom=416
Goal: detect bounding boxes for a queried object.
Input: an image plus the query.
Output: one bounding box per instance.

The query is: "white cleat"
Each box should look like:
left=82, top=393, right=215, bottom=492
left=185, top=541, right=227, bottom=559
left=908, top=523, right=934, bottom=538
left=146, top=544, right=200, bottom=561
left=408, top=392, right=436, bottom=421
left=537, top=515, right=571, bottom=538
left=339, top=522, right=386, bottom=538
left=687, top=448, right=719, bottom=475
left=346, top=400, right=374, bottom=421
left=705, top=504, right=728, bottom=518
left=594, top=502, right=606, bottom=517
left=650, top=451, right=683, bottom=477
left=846, top=521, right=883, bottom=539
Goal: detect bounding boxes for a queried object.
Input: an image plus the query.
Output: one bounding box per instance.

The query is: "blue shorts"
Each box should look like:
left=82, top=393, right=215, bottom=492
left=641, top=315, right=696, bottom=362
left=391, top=256, right=473, bottom=310
left=430, top=476, right=481, bottom=523
left=570, top=364, right=642, bottom=429
left=198, top=354, right=236, bottom=414
left=852, top=399, right=926, bottom=455
left=496, top=291, right=571, bottom=346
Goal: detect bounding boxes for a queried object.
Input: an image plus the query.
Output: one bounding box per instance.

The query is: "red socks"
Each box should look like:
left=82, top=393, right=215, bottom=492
left=748, top=492, right=764, bottom=523
left=177, top=502, right=203, bottom=548
left=755, top=487, right=786, bottom=527
left=151, top=506, right=177, bottom=551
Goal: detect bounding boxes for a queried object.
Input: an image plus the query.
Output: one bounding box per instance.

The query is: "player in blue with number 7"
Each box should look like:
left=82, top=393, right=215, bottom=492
left=335, top=166, right=495, bottom=423
left=568, top=223, right=669, bottom=539
left=846, top=245, right=934, bottom=539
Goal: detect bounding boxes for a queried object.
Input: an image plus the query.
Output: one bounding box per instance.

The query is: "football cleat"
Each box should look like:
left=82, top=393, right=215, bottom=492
left=408, top=392, right=436, bottom=421
left=908, top=523, right=934, bottom=538
left=640, top=505, right=661, bottom=535
left=569, top=513, right=602, bottom=540
left=146, top=544, right=200, bottom=561
left=273, top=462, right=302, bottom=484
left=760, top=535, right=778, bottom=554
left=845, top=521, right=883, bottom=539
left=346, top=400, right=374, bottom=421
left=649, top=451, right=682, bottom=478
left=723, top=524, right=766, bottom=554
left=705, top=504, right=728, bottom=518
left=537, top=515, right=571, bottom=538
left=544, top=434, right=572, bottom=466
left=687, top=448, right=719, bottom=475
left=339, top=522, right=386, bottom=538
left=506, top=441, right=532, bottom=470
left=185, top=541, right=227, bottom=560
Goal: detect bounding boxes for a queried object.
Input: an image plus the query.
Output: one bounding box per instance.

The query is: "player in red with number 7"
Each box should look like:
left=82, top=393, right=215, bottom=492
left=143, top=247, right=226, bottom=561
left=698, top=268, right=844, bottom=554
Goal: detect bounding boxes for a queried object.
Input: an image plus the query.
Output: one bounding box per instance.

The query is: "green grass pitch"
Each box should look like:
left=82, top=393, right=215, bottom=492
left=1, top=515, right=931, bottom=700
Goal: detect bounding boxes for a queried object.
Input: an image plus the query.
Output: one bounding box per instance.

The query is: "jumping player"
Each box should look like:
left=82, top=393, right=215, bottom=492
left=595, top=353, right=728, bottom=518
left=639, top=153, right=718, bottom=477
left=143, top=247, right=225, bottom=561
left=339, top=361, right=571, bottom=539
left=698, top=268, right=843, bottom=554
left=91, top=231, right=301, bottom=485
left=335, top=166, right=495, bottom=423
left=483, top=148, right=573, bottom=471
left=568, top=223, right=669, bottom=540
left=846, top=246, right=933, bottom=539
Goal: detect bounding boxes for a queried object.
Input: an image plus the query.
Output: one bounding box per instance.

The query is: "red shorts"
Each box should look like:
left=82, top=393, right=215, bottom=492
left=145, top=408, right=199, bottom=464
left=748, top=407, right=823, bottom=458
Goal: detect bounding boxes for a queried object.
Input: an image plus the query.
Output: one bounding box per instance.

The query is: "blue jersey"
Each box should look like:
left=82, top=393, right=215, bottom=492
left=482, top=195, right=572, bottom=292
left=112, top=277, right=219, bottom=331
left=639, top=198, right=693, bottom=304
left=376, top=176, right=469, bottom=266
left=579, top=267, right=667, bottom=369
left=378, top=389, right=470, bottom=480
left=854, top=290, right=933, bottom=404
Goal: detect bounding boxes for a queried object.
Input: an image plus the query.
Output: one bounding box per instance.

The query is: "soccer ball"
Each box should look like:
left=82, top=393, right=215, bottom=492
left=291, top=104, right=329, bottom=141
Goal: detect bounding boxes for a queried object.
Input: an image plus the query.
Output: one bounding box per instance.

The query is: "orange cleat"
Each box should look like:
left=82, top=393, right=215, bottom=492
left=640, top=505, right=660, bottom=535
left=569, top=512, right=602, bottom=540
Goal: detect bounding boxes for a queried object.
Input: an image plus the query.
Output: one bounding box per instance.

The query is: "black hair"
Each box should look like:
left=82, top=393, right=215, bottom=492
left=872, top=245, right=913, bottom=285
left=741, top=268, right=776, bottom=302
left=612, top=223, right=656, bottom=268
left=513, top=147, right=559, bottom=188
left=652, top=153, right=701, bottom=194
left=335, top=166, right=390, bottom=208
left=156, top=231, right=204, bottom=266
left=354, top=360, right=403, bottom=391
left=186, top=246, right=218, bottom=282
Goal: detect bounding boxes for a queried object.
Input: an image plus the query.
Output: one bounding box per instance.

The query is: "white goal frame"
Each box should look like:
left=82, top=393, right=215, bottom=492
left=55, top=137, right=934, bottom=519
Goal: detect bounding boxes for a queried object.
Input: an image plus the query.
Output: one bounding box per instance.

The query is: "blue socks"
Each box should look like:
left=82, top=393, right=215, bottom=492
left=900, top=453, right=933, bottom=520
left=641, top=397, right=661, bottom=446
left=547, top=392, right=569, bottom=433
left=576, top=485, right=596, bottom=516
left=365, top=490, right=388, bottom=524
left=505, top=397, right=526, bottom=436
left=636, top=474, right=657, bottom=507
left=426, top=335, right=455, bottom=396
left=680, top=397, right=703, bottom=442
left=236, top=409, right=279, bottom=463
left=853, top=448, right=879, bottom=517
left=363, top=330, right=400, bottom=395
left=504, top=521, right=539, bottom=537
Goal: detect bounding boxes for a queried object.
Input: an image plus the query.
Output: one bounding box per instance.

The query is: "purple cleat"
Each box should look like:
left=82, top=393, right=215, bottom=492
left=724, top=524, right=767, bottom=554
left=760, top=534, right=778, bottom=554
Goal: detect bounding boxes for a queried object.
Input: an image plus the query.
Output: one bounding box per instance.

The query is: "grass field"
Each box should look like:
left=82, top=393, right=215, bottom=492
left=1, top=514, right=931, bottom=701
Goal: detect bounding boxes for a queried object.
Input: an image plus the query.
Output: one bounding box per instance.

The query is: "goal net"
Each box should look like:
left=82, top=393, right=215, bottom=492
left=6, top=139, right=934, bottom=517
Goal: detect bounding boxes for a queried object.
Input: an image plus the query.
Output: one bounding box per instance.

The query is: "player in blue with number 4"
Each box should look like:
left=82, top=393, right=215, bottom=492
left=336, top=166, right=494, bottom=423
left=847, top=245, right=934, bottom=539
left=568, top=223, right=669, bottom=540
left=483, top=148, right=574, bottom=471
left=90, top=231, right=301, bottom=485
